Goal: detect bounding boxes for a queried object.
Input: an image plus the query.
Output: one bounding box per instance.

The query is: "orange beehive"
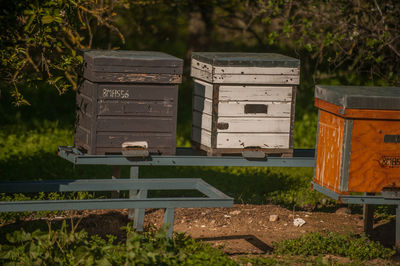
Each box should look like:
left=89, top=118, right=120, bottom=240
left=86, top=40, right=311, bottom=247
left=314, top=85, right=400, bottom=194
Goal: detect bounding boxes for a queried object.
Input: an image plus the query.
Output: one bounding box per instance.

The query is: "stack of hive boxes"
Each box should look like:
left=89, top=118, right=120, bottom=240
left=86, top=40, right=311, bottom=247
left=190, top=52, right=300, bottom=156
left=314, top=85, right=400, bottom=194
left=74, top=50, right=183, bottom=155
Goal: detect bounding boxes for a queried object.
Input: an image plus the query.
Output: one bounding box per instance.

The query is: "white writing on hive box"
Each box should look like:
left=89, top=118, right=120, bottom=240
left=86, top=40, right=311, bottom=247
left=102, top=89, right=129, bottom=98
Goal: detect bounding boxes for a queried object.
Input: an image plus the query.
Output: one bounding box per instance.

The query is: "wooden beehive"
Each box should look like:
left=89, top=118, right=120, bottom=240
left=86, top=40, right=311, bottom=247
left=190, top=52, right=300, bottom=156
left=314, top=85, right=400, bottom=194
left=74, top=50, right=183, bottom=155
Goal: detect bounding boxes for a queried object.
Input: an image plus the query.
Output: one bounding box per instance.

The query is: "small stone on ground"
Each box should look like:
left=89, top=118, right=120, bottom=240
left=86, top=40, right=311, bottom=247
left=335, top=207, right=351, bottom=215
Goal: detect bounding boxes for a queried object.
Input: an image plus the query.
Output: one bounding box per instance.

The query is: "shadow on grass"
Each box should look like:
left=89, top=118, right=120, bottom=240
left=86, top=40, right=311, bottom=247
left=197, top=235, right=272, bottom=255
left=2, top=151, right=323, bottom=206
left=0, top=153, right=112, bottom=181
left=371, top=218, right=396, bottom=248
left=1, top=151, right=335, bottom=212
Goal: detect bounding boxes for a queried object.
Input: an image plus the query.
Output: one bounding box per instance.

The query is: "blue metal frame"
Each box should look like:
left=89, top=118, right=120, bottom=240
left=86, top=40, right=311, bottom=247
left=311, top=182, right=400, bottom=205
left=0, top=178, right=229, bottom=194
left=58, top=146, right=316, bottom=167
left=1, top=146, right=316, bottom=238
left=312, top=181, right=400, bottom=250
left=0, top=178, right=233, bottom=211
left=312, top=182, right=400, bottom=205
left=5, top=146, right=400, bottom=245
left=0, top=178, right=233, bottom=237
left=0, top=197, right=233, bottom=212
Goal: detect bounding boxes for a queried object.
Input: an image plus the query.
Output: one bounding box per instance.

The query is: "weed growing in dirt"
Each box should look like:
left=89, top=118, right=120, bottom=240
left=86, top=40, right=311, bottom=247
left=273, top=232, right=396, bottom=261
left=0, top=221, right=236, bottom=265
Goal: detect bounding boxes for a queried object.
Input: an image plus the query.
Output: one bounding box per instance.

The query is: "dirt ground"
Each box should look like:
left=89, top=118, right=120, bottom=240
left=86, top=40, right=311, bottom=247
left=72, top=204, right=396, bottom=256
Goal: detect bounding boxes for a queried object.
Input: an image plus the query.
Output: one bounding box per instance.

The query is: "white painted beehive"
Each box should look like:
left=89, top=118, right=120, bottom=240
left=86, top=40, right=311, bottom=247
left=190, top=52, right=300, bottom=156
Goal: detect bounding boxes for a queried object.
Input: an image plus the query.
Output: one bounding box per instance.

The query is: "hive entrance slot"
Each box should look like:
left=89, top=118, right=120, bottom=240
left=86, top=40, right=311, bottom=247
left=241, top=147, right=267, bottom=160
left=382, top=187, right=400, bottom=199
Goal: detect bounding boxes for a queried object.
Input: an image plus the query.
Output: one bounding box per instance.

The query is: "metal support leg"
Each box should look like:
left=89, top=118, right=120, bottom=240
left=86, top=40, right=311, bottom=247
left=133, top=190, right=147, bottom=231
left=128, top=166, right=138, bottom=219
left=396, top=205, right=400, bottom=252
left=111, top=166, right=121, bottom=199
left=363, top=192, right=375, bottom=235
left=129, top=166, right=146, bottom=231
left=163, top=208, right=175, bottom=238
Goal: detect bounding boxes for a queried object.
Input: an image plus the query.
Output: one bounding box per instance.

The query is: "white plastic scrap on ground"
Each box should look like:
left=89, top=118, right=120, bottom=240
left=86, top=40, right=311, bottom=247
left=269, top=214, right=279, bottom=222
left=293, top=218, right=306, bottom=227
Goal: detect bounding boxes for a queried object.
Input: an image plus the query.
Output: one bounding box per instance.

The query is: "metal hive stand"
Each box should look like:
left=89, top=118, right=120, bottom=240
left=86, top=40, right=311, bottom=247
left=4, top=146, right=399, bottom=247
left=0, top=147, right=315, bottom=237
left=0, top=178, right=231, bottom=237
left=58, top=146, right=400, bottom=248
left=312, top=182, right=400, bottom=250
left=58, top=147, right=316, bottom=167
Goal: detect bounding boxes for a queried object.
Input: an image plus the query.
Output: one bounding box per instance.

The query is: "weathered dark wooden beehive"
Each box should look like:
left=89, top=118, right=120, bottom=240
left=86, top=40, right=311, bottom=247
left=190, top=52, right=300, bottom=156
left=74, top=50, right=183, bottom=155
left=314, top=85, right=400, bottom=194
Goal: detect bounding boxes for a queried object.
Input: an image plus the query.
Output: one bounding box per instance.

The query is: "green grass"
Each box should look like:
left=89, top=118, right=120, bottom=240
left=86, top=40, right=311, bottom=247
left=0, top=221, right=394, bottom=265
left=0, top=221, right=236, bottom=265
left=274, top=232, right=396, bottom=261
left=0, top=121, right=109, bottom=181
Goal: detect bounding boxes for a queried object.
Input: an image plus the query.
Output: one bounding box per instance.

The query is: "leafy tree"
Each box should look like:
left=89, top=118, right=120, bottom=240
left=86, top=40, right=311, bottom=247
left=2, top=0, right=398, bottom=106
left=115, top=0, right=399, bottom=86
left=0, top=0, right=124, bottom=105
left=209, top=0, right=400, bottom=85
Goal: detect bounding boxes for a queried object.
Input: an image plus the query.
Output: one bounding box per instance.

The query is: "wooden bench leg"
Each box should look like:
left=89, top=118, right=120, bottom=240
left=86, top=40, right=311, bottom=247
left=163, top=208, right=175, bottom=238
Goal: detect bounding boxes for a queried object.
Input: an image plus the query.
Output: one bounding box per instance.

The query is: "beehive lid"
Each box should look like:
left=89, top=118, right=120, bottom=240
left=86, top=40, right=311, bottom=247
left=192, top=52, right=299, bottom=68
left=191, top=52, right=300, bottom=85
left=85, top=50, right=183, bottom=70
left=315, top=85, right=400, bottom=110
left=83, top=50, right=183, bottom=83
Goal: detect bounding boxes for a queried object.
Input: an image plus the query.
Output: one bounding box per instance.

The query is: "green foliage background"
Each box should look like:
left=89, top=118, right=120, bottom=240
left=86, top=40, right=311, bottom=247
left=0, top=0, right=399, bottom=262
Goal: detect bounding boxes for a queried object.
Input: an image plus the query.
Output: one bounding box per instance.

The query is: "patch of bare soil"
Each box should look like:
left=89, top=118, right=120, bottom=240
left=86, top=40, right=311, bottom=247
left=69, top=204, right=395, bottom=256
left=145, top=204, right=365, bottom=255
left=4, top=203, right=394, bottom=263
